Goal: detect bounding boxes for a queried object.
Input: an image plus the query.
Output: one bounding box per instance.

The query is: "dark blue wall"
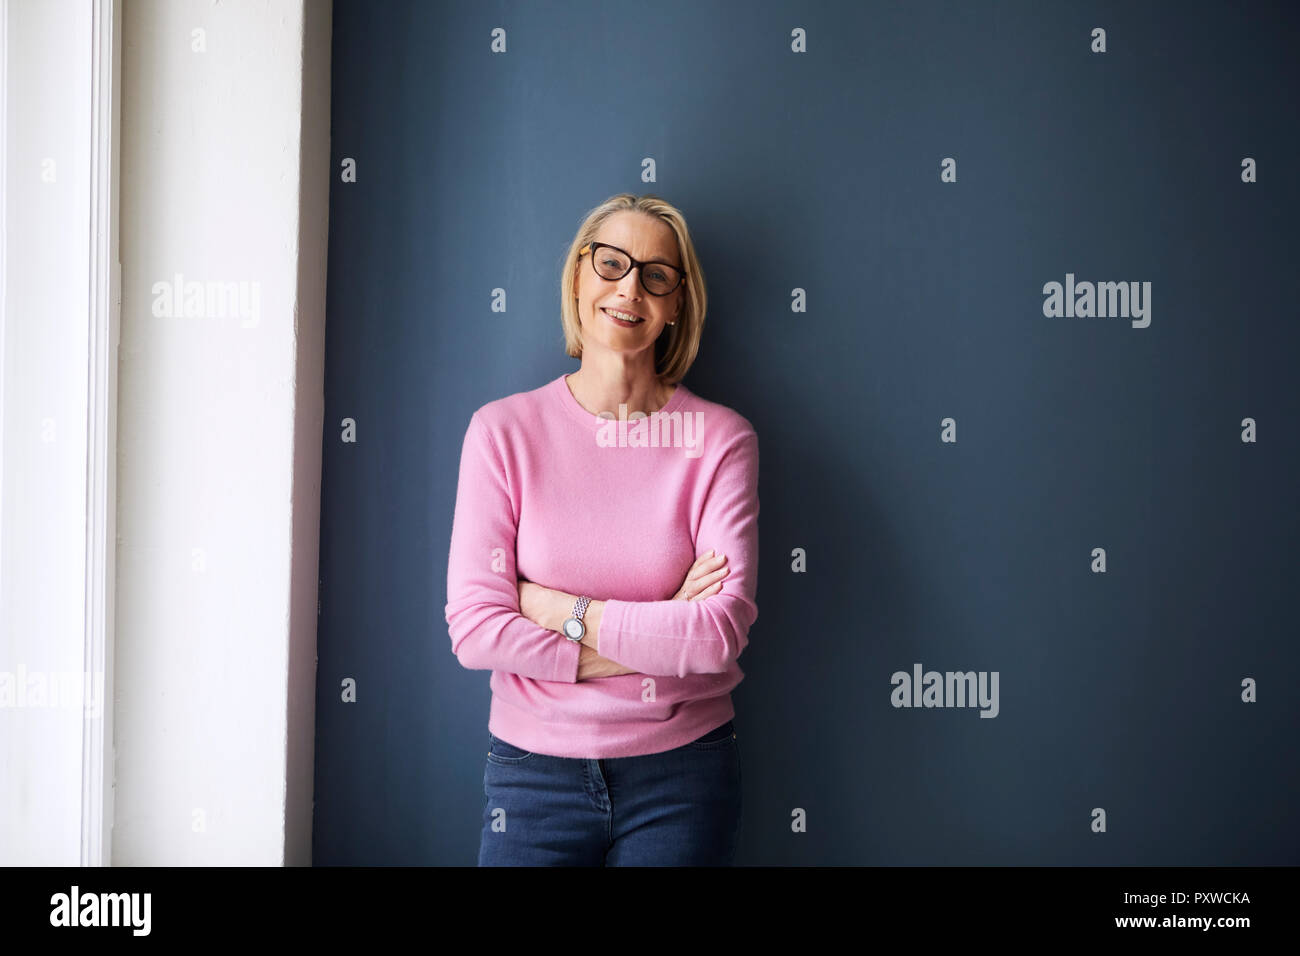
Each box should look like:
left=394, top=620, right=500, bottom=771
left=314, top=0, right=1300, bottom=865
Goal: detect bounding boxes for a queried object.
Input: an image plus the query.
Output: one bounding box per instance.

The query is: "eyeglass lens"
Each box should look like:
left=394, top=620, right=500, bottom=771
left=592, top=246, right=682, bottom=295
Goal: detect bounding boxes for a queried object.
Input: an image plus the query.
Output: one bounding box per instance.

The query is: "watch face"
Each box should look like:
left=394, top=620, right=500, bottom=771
left=563, top=619, right=582, bottom=639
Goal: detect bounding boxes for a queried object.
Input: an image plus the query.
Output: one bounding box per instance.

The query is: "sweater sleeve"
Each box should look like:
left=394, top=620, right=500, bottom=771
left=597, top=428, right=759, bottom=678
left=444, top=412, right=582, bottom=683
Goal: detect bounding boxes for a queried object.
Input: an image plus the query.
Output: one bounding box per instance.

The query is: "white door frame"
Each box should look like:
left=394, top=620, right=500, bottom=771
left=0, top=0, right=119, bottom=866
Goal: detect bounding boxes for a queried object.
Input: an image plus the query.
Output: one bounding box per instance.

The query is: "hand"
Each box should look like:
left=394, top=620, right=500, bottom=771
left=520, top=582, right=625, bottom=678
left=671, top=550, right=729, bottom=601
left=577, top=643, right=638, bottom=680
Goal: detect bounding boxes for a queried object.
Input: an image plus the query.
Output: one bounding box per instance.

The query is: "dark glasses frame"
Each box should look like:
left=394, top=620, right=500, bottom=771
left=578, top=241, right=687, bottom=296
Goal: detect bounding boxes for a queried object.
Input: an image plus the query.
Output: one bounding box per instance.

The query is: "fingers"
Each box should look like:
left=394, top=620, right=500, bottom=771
left=670, top=550, right=729, bottom=602
left=688, top=552, right=728, bottom=581
left=685, top=566, right=729, bottom=600
left=690, top=564, right=728, bottom=591
left=691, top=579, right=723, bottom=600
left=685, top=550, right=727, bottom=582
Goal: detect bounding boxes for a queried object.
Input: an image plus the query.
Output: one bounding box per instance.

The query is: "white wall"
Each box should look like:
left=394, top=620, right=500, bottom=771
left=114, top=0, right=329, bottom=865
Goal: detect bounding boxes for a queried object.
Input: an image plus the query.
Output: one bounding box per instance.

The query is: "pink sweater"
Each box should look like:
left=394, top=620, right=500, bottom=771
left=445, top=373, right=760, bottom=758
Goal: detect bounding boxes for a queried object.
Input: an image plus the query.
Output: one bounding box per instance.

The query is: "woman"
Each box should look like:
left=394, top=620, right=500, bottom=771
left=445, top=193, right=760, bottom=866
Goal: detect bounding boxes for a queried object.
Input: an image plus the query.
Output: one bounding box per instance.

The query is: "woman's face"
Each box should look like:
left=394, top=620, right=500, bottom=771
left=574, top=211, right=683, bottom=360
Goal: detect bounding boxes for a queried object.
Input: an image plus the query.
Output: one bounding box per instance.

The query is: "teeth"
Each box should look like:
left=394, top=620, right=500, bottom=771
left=605, top=308, right=642, bottom=323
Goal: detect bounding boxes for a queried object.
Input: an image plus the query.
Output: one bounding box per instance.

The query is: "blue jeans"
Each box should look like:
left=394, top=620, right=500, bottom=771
left=477, top=720, right=742, bottom=866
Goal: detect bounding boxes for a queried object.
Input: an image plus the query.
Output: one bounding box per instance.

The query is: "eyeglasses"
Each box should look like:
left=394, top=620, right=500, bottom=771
left=578, top=241, right=686, bottom=296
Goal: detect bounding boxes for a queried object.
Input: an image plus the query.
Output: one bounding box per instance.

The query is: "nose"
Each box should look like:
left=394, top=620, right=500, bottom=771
left=616, top=266, right=643, bottom=298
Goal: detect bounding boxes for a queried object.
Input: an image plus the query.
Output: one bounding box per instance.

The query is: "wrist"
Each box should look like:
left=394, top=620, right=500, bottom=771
left=554, top=590, right=579, bottom=633
left=580, top=601, right=603, bottom=650
left=556, top=592, right=602, bottom=649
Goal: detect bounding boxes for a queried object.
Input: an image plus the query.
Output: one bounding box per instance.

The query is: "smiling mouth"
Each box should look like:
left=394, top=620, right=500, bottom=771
left=602, top=307, right=644, bottom=324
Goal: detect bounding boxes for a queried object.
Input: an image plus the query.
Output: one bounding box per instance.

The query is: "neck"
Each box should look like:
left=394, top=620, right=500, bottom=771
left=566, top=362, right=675, bottom=417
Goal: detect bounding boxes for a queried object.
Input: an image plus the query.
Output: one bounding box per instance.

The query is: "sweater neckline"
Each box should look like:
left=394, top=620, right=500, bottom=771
left=554, top=373, right=690, bottom=428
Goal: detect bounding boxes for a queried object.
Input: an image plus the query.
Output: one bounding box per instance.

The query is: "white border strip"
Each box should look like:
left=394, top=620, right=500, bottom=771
left=81, top=0, right=119, bottom=867
left=0, top=3, right=8, bottom=680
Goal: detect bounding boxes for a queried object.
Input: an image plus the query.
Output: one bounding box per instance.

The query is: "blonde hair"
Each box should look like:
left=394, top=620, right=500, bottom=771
left=559, top=193, right=707, bottom=386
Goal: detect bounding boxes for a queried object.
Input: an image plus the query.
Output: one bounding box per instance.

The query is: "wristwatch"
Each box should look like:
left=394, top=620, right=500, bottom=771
left=561, top=595, right=592, bottom=643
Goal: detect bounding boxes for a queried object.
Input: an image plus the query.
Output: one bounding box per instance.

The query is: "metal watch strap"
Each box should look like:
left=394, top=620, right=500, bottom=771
left=562, top=595, right=593, bottom=643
